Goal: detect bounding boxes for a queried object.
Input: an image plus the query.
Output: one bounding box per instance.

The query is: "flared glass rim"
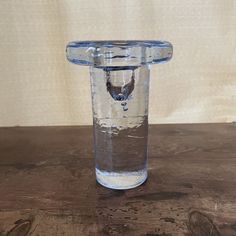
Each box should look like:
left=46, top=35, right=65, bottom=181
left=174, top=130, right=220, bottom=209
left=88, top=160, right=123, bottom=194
left=66, top=40, right=173, bottom=67
left=67, top=40, right=172, bottom=48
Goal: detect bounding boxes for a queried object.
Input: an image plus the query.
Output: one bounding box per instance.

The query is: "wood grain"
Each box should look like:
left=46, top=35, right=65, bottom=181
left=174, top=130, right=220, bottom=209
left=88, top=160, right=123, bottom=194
left=0, top=123, right=236, bottom=235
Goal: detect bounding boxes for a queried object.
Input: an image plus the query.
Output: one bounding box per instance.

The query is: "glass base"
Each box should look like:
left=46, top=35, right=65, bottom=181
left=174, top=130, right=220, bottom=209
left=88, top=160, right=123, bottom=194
left=96, top=168, right=147, bottom=190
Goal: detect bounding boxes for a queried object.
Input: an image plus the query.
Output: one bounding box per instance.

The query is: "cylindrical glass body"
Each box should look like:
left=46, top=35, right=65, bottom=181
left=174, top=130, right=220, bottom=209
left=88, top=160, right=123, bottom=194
left=90, top=66, right=150, bottom=189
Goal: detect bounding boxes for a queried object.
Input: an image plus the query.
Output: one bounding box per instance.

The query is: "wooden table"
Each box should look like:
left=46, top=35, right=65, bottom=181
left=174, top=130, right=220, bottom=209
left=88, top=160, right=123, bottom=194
left=0, top=124, right=236, bottom=236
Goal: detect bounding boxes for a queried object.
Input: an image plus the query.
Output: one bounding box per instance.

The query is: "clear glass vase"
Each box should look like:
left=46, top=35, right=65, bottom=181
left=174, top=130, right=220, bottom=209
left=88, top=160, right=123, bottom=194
left=66, top=40, right=173, bottom=189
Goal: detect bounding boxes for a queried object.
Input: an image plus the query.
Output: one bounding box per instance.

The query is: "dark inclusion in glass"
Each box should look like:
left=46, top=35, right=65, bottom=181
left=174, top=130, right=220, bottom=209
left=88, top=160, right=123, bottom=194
left=105, top=69, right=135, bottom=101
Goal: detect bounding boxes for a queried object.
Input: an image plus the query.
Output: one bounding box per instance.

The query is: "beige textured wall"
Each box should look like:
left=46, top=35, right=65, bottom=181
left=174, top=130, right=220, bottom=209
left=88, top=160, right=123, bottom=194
left=0, top=0, right=236, bottom=126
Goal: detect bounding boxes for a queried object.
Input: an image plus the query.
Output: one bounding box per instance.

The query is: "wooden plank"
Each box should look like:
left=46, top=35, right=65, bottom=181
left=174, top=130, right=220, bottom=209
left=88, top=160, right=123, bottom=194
left=0, top=124, right=236, bottom=235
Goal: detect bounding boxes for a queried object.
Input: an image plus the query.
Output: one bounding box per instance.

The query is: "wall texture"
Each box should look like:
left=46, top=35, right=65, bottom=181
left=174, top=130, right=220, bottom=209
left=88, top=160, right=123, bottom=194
left=0, top=0, right=235, bottom=126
